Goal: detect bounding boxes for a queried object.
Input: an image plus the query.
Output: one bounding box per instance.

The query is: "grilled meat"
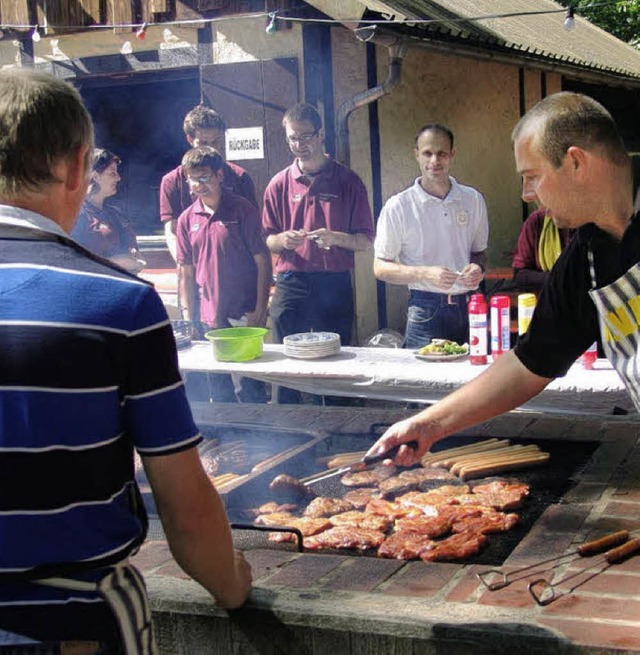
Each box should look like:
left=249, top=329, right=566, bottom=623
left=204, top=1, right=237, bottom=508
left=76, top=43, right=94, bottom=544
left=269, top=473, right=316, bottom=499
left=394, top=515, right=453, bottom=538
left=451, top=511, right=519, bottom=535
left=329, top=510, right=393, bottom=532
left=303, top=496, right=354, bottom=518
left=343, top=488, right=380, bottom=509
left=420, top=530, right=487, bottom=561
left=304, top=526, right=386, bottom=551
left=268, top=517, right=332, bottom=543
left=341, top=464, right=396, bottom=488
left=378, top=531, right=436, bottom=560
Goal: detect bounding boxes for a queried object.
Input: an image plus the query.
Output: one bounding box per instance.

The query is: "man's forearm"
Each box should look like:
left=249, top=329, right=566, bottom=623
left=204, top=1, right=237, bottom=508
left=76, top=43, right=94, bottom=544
left=374, top=258, right=428, bottom=285
left=336, top=232, right=372, bottom=252
left=178, top=265, right=197, bottom=322
left=414, top=351, right=551, bottom=442
left=266, top=233, right=285, bottom=254
left=145, top=450, right=251, bottom=609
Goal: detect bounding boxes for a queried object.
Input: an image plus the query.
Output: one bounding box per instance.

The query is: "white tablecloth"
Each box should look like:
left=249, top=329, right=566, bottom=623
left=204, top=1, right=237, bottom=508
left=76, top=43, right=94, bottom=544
left=178, top=343, right=634, bottom=415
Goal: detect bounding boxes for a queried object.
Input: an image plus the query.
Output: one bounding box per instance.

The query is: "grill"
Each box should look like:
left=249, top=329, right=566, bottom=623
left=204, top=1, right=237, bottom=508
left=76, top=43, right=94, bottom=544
left=141, top=422, right=597, bottom=566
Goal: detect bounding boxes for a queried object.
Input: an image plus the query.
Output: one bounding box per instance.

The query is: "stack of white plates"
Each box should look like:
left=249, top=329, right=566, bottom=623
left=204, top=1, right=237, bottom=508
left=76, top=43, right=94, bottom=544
left=283, top=332, right=341, bottom=359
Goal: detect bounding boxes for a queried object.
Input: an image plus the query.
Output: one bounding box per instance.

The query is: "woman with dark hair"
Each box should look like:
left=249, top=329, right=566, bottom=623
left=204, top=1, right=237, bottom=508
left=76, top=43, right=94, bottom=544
left=72, top=148, right=145, bottom=273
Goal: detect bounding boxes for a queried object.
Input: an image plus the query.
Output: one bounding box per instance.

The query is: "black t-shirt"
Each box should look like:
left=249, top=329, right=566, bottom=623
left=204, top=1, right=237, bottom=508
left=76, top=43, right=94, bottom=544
left=514, top=211, right=640, bottom=378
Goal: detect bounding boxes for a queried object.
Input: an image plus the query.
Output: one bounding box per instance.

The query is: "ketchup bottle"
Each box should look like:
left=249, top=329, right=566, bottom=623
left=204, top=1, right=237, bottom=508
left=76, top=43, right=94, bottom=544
left=468, top=293, right=488, bottom=365
left=580, top=342, right=598, bottom=370
left=490, top=295, right=511, bottom=357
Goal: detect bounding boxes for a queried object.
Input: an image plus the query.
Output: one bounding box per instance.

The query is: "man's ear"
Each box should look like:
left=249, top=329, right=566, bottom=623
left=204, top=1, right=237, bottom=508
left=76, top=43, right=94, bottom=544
left=450, top=147, right=456, bottom=160
left=566, top=146, right=588, bottom=175
left=186, top=135, right=195, bottom=147
left=65, top=145, right=91, bottom=193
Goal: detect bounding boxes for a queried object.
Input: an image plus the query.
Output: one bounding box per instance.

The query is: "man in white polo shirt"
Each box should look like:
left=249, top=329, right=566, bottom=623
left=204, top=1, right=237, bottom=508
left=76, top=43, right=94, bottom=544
left=374, top=123, right=488, bottom=349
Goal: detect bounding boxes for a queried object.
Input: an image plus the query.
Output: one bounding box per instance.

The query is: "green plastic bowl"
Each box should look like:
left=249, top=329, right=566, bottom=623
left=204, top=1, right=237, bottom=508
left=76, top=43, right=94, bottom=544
left=204, top=327, right=269, bottom=362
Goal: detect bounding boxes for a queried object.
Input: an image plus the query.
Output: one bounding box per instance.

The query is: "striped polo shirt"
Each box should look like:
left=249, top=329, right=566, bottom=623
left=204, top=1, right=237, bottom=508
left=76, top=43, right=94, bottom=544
left=0, top=206, right=200, bottom=634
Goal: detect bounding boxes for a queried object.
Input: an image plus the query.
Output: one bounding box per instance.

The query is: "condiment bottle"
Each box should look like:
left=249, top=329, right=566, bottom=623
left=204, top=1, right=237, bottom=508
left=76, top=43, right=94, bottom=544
left=468, top=293, right=488, bottom=365
left=490, top=295, right=511, bottom=357
left=517, top=293, right=536, bottom=335
left=580, top=342, right=598, bottom=370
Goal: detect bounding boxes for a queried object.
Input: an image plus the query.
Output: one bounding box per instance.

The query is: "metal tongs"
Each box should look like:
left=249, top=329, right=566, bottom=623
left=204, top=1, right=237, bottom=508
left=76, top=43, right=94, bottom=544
left=477, top=529, right=631, bottom=591
left=301, top=440, right=419, bottom=487
left=528, top=535, right=640, bottom=606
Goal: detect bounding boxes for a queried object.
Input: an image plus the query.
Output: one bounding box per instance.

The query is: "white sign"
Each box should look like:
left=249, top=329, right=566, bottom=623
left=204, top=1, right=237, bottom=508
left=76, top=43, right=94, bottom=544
left=225, top=127, right=264, bottom=161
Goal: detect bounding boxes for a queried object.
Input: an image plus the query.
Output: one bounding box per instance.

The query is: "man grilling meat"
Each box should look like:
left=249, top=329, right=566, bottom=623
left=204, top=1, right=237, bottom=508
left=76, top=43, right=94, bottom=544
left=368, top=92, right=639, bottom=466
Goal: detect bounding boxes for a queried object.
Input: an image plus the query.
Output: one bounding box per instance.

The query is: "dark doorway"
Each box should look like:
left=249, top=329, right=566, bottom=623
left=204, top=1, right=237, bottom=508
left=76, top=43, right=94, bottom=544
left=76, top=69, right=201, bottom=235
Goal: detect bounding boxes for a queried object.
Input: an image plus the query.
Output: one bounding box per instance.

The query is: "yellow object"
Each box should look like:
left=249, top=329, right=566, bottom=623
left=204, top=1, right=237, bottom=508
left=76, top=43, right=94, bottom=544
left=518, top=293, right=537, bottom=335
left=538, top=214, right=562, bottom=272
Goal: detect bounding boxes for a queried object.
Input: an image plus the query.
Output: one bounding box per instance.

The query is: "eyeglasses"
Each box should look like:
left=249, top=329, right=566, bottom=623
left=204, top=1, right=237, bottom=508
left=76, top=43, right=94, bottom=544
left=186, top=174, right=214, bottom=185
left=286, top=130, right=319, bottom=145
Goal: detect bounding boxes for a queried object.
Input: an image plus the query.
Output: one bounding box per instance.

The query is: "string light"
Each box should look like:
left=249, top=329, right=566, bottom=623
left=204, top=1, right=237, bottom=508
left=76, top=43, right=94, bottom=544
left=30, top=25, right=41, bottom=42
left=564, top=6, right=576, bottom=31
left=0, top=2, right=624, bottom=38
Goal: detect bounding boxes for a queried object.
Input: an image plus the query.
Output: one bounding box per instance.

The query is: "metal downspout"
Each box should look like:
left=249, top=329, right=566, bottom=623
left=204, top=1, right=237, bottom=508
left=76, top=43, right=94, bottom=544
left=336, top=31, right=408, bottom=167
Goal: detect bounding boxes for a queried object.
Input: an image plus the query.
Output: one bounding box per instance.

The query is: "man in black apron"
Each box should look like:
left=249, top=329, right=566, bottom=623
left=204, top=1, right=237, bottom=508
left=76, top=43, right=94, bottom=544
left=0, top=70, right=251, bottom=654
left=366, top=92, right=638, bottom=465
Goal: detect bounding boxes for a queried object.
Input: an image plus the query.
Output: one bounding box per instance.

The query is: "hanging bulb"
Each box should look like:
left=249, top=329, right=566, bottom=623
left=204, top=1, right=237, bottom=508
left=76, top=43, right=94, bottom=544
left=265, top=12, right=277, bottom=35
left=564, top=6, right=575, bottom=31
left=31, top=25, right=41, bottom=42
left=135, top=22, right=147, bottom=40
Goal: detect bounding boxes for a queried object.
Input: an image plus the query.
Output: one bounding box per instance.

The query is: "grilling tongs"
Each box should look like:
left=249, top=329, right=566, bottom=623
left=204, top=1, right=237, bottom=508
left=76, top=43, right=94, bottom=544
left=301, top=440, right=419, bottom=487
left=477, top=529, right=634, bottom=592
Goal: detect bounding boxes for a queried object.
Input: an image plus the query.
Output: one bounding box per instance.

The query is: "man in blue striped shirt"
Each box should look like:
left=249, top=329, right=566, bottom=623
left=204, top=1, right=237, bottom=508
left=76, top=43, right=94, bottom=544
left=0, top=69, right=251, bottom=654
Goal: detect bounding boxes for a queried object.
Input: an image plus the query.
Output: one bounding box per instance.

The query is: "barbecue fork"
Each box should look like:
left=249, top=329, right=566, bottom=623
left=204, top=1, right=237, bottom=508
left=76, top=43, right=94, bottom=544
left=477, top=530, right=631, bottom=591
left=528, top=536, right=640, bottom=606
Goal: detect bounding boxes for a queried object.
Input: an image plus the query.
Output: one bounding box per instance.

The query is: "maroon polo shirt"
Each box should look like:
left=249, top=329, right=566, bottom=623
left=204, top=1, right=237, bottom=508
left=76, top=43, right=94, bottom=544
left=262, top=158, right=373, bottom=273
left=176, top=193, right=268, bottom=327
left=160, top=162, right=258, bottom=223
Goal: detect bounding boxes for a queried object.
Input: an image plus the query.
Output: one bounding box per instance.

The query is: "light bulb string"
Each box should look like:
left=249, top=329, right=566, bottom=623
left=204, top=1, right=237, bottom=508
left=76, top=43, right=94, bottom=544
left=0, top=1, right=624, bottom=35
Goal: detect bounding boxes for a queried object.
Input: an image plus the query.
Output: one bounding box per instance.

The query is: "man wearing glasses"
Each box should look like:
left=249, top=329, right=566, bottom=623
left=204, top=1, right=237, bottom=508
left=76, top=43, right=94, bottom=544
left=176, top=147, right=271, bottom=402
left=160, top=105, right=258, bottom=261
left=262, top=103, right=374, bottom=401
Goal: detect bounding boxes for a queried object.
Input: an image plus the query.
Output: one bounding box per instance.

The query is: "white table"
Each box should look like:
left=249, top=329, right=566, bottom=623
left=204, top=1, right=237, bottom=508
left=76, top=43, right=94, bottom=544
left=178, top=343, right=634, bottom=416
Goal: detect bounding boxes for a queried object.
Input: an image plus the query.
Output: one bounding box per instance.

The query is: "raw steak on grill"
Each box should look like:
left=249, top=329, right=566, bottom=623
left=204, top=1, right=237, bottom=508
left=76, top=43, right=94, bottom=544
left=303, top=496, right=354, bottom=518
left=420, top=530, right=487, bottom=561
left=304, top=526, right=386, bottom=551
left=378, top=531, right=436, bottom=560
left=329, top=510, right=393, bottom=532
left=341, top=464, right=397, bottom=488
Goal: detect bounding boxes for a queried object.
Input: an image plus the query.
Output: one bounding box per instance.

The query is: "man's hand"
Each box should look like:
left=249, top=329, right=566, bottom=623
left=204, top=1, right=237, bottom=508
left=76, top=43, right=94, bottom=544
left=306, top=227, right=338, bottom=250
left=364, top=416, right=441, bottom=467
left=217, top=550, right=252, bottom=609
left=282, top=229, right=307, bottom=250
left=245, top=308, right=267, bottom=327
left=426, top=266, right=460, bottom=290
left=457, top=263, right=483, bottom=289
